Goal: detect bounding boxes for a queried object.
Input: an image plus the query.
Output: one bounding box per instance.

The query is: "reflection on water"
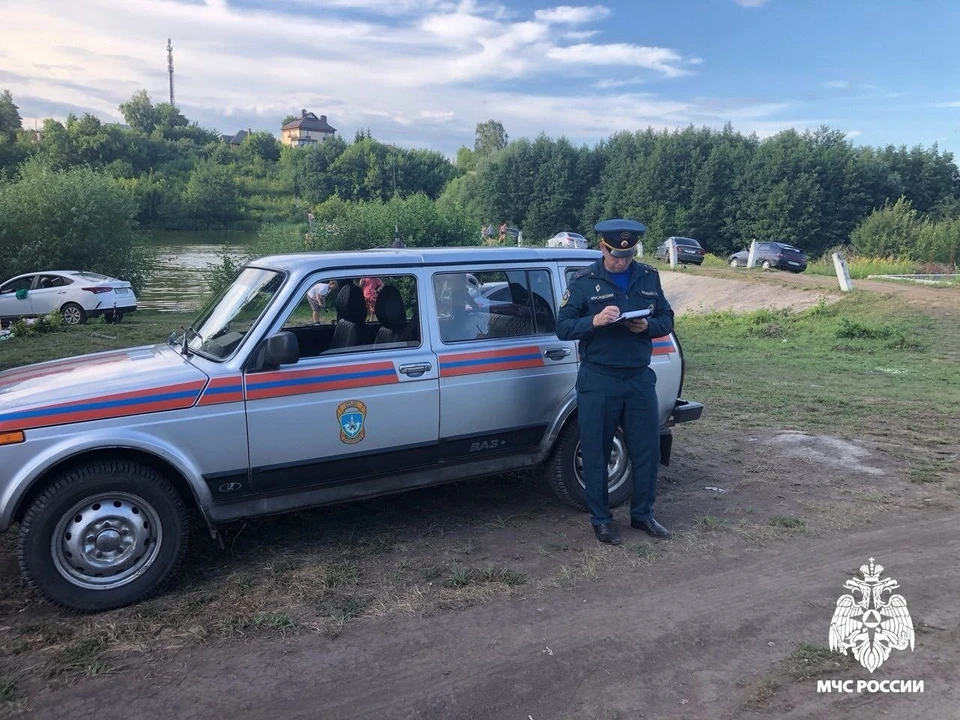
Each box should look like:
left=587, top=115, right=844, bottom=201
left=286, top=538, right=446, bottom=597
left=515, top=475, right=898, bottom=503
left=139, top=231, right=257, bottom=312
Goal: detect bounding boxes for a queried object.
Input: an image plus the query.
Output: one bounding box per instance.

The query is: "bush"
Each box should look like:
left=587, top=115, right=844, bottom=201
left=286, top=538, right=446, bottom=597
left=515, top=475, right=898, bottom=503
left=0, top=159, right=152, bottom=290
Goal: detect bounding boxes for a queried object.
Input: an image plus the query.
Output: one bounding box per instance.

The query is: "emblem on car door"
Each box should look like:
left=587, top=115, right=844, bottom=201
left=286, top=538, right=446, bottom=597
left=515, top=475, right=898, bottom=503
left=337, top=400, right=367, bottom=444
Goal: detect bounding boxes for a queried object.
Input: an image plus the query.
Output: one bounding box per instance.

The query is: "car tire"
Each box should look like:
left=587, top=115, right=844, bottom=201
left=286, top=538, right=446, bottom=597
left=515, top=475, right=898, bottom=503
left=729, top=258, right=739, bottom=268
left=61, top=303, right=87, bottom=325
left=761, top=260, right=772, bottom=270
left=17, top=460, right=189, bottom=612
left=543, top=417, right=633, bottom=512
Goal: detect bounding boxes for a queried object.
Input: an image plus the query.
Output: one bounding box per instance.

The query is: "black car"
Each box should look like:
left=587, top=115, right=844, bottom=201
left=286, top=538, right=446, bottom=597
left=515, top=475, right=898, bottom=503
left=654, top=237, right=706, bottom=265
left=728, top=242, right=807, bottom=273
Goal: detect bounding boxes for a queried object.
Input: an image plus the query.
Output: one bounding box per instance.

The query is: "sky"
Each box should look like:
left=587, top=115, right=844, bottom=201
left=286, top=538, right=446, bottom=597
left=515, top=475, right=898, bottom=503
left=1, top=0, right=959, bottom=157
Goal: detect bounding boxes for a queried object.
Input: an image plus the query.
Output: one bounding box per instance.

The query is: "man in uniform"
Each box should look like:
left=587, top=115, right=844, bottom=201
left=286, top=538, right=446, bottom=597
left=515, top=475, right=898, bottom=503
left=556, top=218, right=675, bottom=545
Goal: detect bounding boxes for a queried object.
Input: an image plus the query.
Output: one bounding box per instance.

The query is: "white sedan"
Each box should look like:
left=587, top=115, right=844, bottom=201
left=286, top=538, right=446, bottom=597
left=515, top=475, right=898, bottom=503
left=0, top=270, right=137, bottom=325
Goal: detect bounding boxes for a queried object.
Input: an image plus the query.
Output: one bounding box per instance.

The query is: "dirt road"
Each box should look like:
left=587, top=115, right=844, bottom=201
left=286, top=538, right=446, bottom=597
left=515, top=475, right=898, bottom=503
left=24, top=508, right=958, bottom=720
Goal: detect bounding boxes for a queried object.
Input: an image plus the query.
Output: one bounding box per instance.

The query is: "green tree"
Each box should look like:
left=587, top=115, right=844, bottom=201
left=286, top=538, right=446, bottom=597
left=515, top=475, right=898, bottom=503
left=0, top=89, right=23, bottom=139
left=119, top=90, right=159, bottom=134
left=474, top=120, right=508, bottom=157
left=850, top=197, right=922, bottom=258
left=183, top=160, right=240, bottom=228
left=0, top=159, right=150, bottom=287
left=241, top=131, right=281, bottom=163
left=455, top=146, right=476, bottom=173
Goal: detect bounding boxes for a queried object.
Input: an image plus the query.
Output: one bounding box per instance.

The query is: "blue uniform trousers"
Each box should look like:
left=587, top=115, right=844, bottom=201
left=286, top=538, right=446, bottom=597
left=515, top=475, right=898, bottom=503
left=577, top=363, right=660, bottom=527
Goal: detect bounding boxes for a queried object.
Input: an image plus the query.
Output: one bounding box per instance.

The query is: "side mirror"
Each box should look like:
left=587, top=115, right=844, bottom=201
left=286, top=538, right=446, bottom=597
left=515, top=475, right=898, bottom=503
left=263, top=331, right=299, bottom=368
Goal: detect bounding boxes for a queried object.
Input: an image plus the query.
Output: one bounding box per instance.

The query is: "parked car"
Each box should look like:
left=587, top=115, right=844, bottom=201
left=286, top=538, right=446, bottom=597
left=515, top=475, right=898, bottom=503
left=728, top=242, right=808, bottom=272
left=654, top=237, right=706, bottom=265
left=546, top=232, right=589, bottom=250
left=0, top=271, right=137, bottom=326
left=0, top=247, right=702, bottom=611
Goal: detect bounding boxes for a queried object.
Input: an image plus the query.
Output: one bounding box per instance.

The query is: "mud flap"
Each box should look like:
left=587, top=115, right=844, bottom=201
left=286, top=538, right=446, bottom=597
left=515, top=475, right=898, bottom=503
left=659, top=429, right=673, bottom=467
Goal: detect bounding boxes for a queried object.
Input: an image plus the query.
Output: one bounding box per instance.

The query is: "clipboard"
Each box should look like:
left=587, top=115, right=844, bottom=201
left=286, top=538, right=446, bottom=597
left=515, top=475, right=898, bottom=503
left=615, top=308, right=652, bottom=322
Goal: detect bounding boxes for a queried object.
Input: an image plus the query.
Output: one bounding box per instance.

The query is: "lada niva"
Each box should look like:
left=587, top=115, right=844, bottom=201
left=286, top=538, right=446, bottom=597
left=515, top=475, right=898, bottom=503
left=0, top=247, right=702, bottom=611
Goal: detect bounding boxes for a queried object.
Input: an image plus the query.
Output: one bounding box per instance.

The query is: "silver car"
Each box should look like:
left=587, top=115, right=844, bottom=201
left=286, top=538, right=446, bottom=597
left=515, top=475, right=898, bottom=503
left=0, top=247, right=702, bottom=611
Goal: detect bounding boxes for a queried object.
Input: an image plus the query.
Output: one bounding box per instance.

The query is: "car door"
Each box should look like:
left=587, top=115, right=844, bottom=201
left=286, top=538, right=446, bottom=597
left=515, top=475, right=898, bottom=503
left=430, top=265, right=577, bottom=462
left=0, top=275, right=36, bottom=319
left=244, top=269, right=440, bottom=493
left=29, top=274, right=70, bottom=315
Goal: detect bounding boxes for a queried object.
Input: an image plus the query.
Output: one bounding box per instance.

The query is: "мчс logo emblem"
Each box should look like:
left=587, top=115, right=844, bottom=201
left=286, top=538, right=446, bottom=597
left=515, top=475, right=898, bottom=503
left=337, top=400, right=367, bottom=444
left=829, top=558, right=915, bottom=673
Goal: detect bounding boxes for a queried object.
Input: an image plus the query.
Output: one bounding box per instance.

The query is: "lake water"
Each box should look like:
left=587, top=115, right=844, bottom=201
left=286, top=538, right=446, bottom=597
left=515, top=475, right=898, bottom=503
left=140, top=230, right=258, bottom=312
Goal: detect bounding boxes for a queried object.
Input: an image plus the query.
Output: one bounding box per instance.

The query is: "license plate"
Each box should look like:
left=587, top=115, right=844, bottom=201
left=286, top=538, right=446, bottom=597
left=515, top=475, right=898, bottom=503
left=788, top=261, right=800, bottom=266
left=115, top=288, right=130, bottom=295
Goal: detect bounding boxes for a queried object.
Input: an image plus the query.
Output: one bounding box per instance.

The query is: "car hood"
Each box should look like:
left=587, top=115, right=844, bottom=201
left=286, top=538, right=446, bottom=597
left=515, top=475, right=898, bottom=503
left=0, top=344, right=210, bottom=432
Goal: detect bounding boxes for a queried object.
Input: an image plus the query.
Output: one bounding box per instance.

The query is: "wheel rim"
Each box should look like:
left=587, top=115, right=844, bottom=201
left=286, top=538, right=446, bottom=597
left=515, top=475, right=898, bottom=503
left=51, top=492, right=163, bottom=590
left=62, top=306, right=82, bottom=324
left=730, top=259, right=738, bottom=267
left=573, top=433, right=630, bottom=494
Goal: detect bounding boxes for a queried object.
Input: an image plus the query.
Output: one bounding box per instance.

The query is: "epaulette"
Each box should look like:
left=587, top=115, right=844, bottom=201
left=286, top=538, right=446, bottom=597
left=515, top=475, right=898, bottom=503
left=635, top=262, right=658, bottom=273
left=573, top=267, right=594, bottom=280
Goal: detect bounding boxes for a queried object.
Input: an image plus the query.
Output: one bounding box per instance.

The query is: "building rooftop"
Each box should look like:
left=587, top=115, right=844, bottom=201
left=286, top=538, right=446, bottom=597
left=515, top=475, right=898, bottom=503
left=282, top=110, right=337, bottom=133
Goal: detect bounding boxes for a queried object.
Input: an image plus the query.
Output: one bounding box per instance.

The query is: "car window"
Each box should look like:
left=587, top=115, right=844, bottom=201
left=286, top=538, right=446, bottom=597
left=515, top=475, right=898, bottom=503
left=677, top=238, right=702, bottom=247
left=0, top=276, right=35, bottom=294
left=74, top=272, right=110, bottom=281
left=36, top=274, right=68, bottom=289
left=434, top=269, right=557, bottom=343
left=281, top=273, right=420, bottom=358
left=564, top=267, right=589, bottom=286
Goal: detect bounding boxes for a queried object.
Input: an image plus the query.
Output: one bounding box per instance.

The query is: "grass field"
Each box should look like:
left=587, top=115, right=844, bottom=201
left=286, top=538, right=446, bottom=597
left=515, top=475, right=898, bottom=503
left=0, top=284, right=958, bottom=714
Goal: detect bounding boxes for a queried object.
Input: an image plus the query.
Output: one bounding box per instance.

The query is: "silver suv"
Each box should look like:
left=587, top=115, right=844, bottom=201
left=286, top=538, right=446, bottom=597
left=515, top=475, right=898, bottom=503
left=0, top=247, right=702, bottom=611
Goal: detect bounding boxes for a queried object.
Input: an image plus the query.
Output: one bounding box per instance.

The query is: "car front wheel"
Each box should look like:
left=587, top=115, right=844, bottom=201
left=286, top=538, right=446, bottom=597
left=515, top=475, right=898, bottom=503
left=61, top=303, right=87, bottom=325
left=729, top=258, right=739, bottom=268
left=543, top=417, right=632, bottom=511
left=17, top=460, right=189, bottom=612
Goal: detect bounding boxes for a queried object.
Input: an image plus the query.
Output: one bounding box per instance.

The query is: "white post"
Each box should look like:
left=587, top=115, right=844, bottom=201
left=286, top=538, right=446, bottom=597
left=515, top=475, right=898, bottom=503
left=832, top=252, right=854, bottom=292
left=636, top=241, right=643, bottom=257
left=668, top=237, right=678, bottom=268
left=746, top=239, right=758, bottom=268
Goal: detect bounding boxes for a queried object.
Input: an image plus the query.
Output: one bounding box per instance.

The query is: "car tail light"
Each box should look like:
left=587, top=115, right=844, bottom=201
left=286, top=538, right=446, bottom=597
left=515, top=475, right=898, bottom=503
left=82, top=286, right=114, bottom=294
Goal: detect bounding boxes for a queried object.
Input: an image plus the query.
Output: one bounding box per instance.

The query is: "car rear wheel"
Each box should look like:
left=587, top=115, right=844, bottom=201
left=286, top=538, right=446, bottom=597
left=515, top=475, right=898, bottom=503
left=729, top=258, right=739, bottom=268
left=61, top=303, right=87, bottom=325
left=761, top=260, right=773, bottom=270
left=543, top=417, right=632, bottom=511
left=17, top=460, right=189, bottom=612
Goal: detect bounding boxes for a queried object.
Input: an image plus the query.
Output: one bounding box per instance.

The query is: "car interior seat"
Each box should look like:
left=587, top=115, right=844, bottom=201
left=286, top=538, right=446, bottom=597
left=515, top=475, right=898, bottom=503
left=374, top=286, right=408, bottom=344
left=329, top=283, right=368, bottom=350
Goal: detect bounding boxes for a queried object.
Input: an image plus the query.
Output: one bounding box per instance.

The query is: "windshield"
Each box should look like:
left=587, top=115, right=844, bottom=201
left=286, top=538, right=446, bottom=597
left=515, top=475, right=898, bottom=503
left=176, top=267, right=285, bottom=360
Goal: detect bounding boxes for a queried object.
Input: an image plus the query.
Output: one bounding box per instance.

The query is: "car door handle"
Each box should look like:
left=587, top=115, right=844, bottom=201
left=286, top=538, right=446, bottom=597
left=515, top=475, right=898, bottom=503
left=543, top=347, right=571, bottom=360
left=398, top=362, right=432, bottom=377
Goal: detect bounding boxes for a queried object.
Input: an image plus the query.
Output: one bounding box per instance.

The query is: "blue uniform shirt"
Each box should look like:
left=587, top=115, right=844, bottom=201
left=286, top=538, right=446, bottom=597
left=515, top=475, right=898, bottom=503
left=556, top=258, right=675, bottom=369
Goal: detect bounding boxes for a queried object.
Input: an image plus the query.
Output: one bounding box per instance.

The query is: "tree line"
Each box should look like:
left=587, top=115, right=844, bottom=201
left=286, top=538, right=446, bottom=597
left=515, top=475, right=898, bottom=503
left=1, top=87, right=959, bottom=280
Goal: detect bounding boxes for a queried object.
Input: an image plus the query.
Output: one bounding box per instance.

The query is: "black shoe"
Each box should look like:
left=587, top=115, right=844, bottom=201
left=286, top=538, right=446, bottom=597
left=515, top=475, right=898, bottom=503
left=593, top=522, right=622, bottom=545
left=631, top=517, right=672, bottom=538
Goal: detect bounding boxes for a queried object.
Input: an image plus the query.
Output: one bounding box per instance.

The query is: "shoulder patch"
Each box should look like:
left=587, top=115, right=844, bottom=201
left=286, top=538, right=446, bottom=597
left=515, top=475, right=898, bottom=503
left=560, top=289, right=570, bottom=307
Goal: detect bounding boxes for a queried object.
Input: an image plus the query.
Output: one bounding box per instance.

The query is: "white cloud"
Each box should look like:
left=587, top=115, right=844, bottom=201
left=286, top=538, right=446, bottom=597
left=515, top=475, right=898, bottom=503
left=824, top=80, right=851, bottom=90
left=534, top=5, right=611, bottom=24
left=0, top=0, right=797, bottom=154
left=734, top=0, right=769, bottom=6
left=545, top=43, right=688, bottom=77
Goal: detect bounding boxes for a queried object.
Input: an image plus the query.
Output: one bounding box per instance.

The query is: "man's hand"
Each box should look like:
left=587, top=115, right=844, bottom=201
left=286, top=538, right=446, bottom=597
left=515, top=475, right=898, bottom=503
left=592, top=305, right=621, bottom=328
left=626, top=317, right=648, bottom=334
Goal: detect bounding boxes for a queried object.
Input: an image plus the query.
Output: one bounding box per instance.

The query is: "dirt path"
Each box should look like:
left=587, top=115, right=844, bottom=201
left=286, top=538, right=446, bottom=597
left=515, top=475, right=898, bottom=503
left=24, top=509, right=958, bottom=720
